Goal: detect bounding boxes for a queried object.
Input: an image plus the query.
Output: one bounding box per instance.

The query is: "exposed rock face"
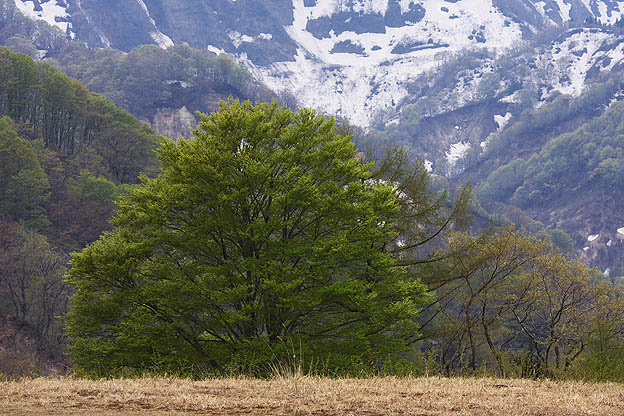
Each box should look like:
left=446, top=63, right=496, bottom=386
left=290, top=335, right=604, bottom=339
left=538, top=188, right=624, bottom=282
left=142, top=90, right=242, bottom=138
left=148, top=106, right=197, bottom=140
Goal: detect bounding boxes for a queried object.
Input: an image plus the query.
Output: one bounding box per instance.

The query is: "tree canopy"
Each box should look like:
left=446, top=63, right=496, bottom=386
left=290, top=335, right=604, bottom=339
left=67, top=100, right=440, bottom=376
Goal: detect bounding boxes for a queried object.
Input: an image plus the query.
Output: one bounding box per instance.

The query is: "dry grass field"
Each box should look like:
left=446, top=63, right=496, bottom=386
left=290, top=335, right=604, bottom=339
left=1, top=375, right=624, bottom=415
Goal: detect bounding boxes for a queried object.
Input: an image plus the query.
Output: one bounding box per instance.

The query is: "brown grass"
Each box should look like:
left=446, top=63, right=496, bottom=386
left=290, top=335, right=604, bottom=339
left=1, top=375, right=624, bottom=415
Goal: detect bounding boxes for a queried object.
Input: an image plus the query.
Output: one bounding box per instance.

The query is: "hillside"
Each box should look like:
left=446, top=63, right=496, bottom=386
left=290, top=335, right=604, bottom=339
left=0, top=46, right=163, bottom=376
left=0, top=0, right=276, bottom=138
left=358, top=22, right=624, bottom=277
left=2, top=0, right=624, bottom=380
left=9, top=0, right=624, bottom=125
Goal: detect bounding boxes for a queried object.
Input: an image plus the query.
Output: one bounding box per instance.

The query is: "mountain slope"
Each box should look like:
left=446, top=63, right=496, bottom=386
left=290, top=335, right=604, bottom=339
left=12, top=0, right=624, bottom=124
left=9, top=0, right=624, bottom=275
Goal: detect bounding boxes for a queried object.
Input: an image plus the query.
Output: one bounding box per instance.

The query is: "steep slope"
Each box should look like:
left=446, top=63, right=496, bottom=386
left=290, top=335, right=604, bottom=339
left=358, top=21, right=624, bottom=277
left=9, top=0, right=624, bottom=276
left=11, top=0, right=624, bottom=124
left=0, top=1, right=277, bottom=138
left=0, top=46, right=168, bottom=376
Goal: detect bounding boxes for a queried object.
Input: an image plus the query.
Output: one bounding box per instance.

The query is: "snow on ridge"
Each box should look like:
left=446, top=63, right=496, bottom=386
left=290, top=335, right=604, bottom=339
left=14, top=0, right=72, bottom=35
left=596, top=1, right=624, bottom=25
left=135, top=0, right=173, bottom=48
left=494, top=113, right=512, bottom=131
left=543, top=29, right=616, bottom=98
left=554, top=0, right=572, bottom=21
left=446, top=141, right=471, bottom=167
left=534, top=1, right=546, bottom=17
left=251, top=0, right=523, bottom=126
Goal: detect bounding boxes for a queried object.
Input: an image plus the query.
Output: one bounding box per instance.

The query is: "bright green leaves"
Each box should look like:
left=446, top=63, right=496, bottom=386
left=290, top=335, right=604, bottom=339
left=68, top=100, right=433, bottom=376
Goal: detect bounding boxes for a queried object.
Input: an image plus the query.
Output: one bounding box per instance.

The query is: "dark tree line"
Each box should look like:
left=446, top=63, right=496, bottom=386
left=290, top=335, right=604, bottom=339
left=0, top=47, right=166, bottom=376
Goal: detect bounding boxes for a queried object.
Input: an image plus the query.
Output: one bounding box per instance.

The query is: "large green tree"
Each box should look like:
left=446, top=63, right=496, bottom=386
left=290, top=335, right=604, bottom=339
left=67, top=100, right=434, bottom=376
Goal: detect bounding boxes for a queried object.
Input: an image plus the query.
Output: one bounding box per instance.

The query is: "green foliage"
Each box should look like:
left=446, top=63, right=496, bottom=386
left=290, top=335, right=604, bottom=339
left=549, top=229, right=573, bottom=253
left=0, top=47, right=163, bottom=251
left=572, top=323, right=624, bottom=382
left=420, top=226, right=624, bottom=379
left=0, top=116, right=50, bottom=227
left=67, top=170, right=120, bottom=207
left=67, top=100, right=436, bottom=377
left=1, top=168, right=50, bottom=229
left=0, top=44, right=168, bottom=376
left=478, top=158, right=525, bottom=203
left=3, top=35, right=37, bottom=58
left=514, top=101, right=624, bottom=205
left=0, top=46, right=160, bottom=182
left=51, top=43, right=273, bottom=117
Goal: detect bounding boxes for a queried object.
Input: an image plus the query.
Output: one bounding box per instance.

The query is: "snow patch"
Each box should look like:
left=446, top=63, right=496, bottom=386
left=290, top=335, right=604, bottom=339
left=249, top=0, right=524, bottom=126
left=547, top=29, right=615, bottom=98
left=618, top=227, right=624, bottom=235
left=150, top=31, right=174, bottom=49
left=206, top=45, right=227, bottom=55
left=424, top=159, right=433, bottom=173
left=494, top=112, right=512, bottom=131
left=501, top=91, right=520, bottom=103
left=165, top=80, right=191, bottom=88
left=14, top=0, right=73, bottom=36
left=446, top=141, right=471, bottom=167
left=228, top=31, right=254, bottom=48
left=607, top=239, right=613, bottom=247
left=135, top=0, right=173, bottom=48
left=603, top=42, right=624, bottom=72
left=596, top=2, right=624, bottom=25
left=583, top=246, right=590, bottom=252
left=99, top=34, right=111, bottom=48
left=534, top=1, right=546, bottom=17
left=588, top=234, right=600, bottom=242
left=385, top=116, right=400, bottom=127
left=554, top=0, right=572, bottom=21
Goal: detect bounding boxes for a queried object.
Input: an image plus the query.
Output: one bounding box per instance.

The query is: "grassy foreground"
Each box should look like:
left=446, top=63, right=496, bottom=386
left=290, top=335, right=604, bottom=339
left=1, top=375, right=623, bottom=415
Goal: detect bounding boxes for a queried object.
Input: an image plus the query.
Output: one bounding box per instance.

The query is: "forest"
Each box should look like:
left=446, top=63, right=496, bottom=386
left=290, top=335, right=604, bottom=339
left=0, top=45, right=161, bottom=375
left=0, top=1, right=623, bottom=381
left=0, top=47, right=622, bottom=381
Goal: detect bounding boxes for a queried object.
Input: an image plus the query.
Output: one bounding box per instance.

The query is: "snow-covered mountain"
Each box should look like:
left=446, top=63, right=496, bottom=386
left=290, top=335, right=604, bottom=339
left=12, top=0, right=624, bottom=125
left=9, top=0, right=624, bottom=277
